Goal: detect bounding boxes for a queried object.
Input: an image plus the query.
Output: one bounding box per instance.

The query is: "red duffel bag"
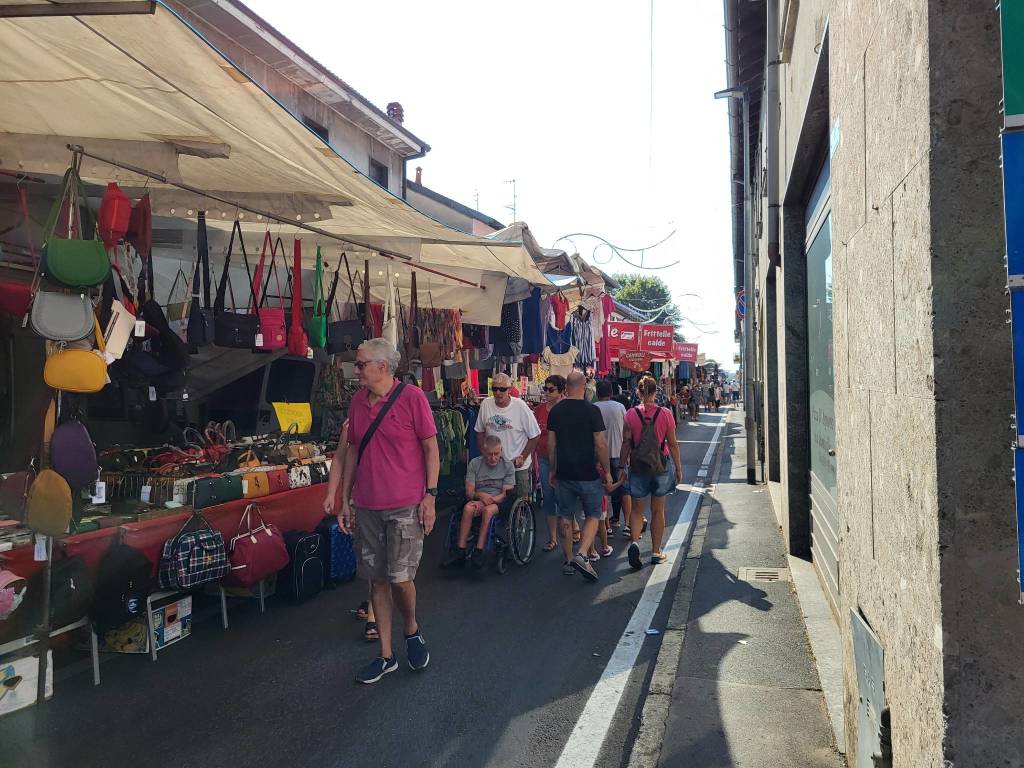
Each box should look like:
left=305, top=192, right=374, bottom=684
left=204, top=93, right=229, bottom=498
left=222, top=502, right=289, bottom=587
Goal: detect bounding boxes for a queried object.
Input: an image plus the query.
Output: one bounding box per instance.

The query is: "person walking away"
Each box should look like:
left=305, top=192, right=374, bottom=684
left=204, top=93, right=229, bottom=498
left=621, top=375, right=683, bottom=569
left=324, top=419, right=378, bottom=642
left=443, top=435, right=514, bottom=571
left=547, top=371, right=614, bottom=581
left=594, top=380, right=631, bottom=536
left=475, top=372, right=541, bottom=500
left=714, top=384, right=723, bottom=412
left=534, top=375, right=566, bottom=552
left=336, top=338, right=440, bottom=684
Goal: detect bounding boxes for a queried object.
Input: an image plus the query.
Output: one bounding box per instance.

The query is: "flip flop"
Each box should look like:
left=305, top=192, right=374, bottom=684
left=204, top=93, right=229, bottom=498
left=354, top=601, right=369, bottom=621
left=542, top=540, right=559, bottom=552
left=364, top=621, right=379, bottom=642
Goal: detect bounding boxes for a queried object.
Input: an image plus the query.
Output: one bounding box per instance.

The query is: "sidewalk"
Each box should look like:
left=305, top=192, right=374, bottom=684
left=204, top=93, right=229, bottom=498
left=634, top=409, right=845, bottom=767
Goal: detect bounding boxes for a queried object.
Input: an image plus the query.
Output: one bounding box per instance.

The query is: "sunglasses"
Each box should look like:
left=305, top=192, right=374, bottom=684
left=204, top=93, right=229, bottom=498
left=544, top=386, right=560, bottom=393
left=492, top=387, right=510, bottom=392
left=354, top=360, right=380, bottom=370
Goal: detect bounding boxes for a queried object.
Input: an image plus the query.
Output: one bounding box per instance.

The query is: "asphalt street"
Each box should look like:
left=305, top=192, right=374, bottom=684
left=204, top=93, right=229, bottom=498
left=1, top=409, right=731, bottom=768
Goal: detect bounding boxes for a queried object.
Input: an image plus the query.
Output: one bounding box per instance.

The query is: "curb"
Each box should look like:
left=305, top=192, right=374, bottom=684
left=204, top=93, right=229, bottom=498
left=626, top=411, right=734, bottom=768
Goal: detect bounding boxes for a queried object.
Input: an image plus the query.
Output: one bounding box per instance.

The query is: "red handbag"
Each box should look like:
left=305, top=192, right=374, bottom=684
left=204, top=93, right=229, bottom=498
left=253, top=233, right=286, bottom=351
left=222, top=503, right=290, bottom=587
left=288, top=238, right=309, bottom=357
left=266, top=467, right=290, bottom=494
left=98, top=182, right=131, bottom=248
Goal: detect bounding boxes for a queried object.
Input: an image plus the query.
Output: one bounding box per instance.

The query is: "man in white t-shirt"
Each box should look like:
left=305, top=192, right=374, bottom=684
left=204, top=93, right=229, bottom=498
left=476, top=372, right=541, bottom=498
left=594, top=380, right=631, bottom=532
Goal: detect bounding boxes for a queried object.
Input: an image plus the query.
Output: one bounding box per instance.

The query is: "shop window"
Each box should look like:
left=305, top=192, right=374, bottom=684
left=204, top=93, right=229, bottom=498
left=265, top=358, right=316, bottom=404
left=368, top=159, right=389, bottom=189
left=302, top=115, right=329, bottom=144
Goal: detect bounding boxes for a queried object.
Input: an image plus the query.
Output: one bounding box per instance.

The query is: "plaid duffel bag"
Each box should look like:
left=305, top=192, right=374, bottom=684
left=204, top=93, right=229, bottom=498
left=158, top=514, right=230, bottom=591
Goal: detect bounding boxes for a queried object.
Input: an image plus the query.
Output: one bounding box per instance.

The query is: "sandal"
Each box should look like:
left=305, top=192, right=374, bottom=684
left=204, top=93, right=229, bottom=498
left=542, top=540, right=559, bottom=552
left=572, top=531, right=581, bottom=544
left=364, top=621, right=379, bottom=642
left=355, top=601, right=370, bottom=621
left=599, top=545, right=614, bottom=558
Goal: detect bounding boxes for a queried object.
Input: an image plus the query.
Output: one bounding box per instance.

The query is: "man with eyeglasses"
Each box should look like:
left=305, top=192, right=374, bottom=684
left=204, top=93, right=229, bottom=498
left=475, top=372, right=541, bottom=500
left=328, top=338, right=440, bottom=685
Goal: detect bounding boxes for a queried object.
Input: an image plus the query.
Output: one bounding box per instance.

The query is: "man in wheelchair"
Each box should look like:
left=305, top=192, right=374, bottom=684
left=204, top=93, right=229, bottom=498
left=443, top=435, right=515, bottom=571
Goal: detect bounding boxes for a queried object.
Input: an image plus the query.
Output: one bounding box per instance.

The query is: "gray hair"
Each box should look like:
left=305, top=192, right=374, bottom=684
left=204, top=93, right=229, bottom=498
left=358, top=337, right=401, bottom=374
left=483, top=434, right=502, bottom=450
left=492, top=372, right=513, bottom=388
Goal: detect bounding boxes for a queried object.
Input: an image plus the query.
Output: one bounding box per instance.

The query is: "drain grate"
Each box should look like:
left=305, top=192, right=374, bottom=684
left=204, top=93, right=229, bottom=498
left=737, top=567, right=790, bottom=583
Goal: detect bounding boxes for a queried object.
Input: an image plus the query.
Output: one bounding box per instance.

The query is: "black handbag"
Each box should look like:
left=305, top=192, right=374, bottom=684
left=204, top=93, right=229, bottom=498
left=187, top=211, right=213, bottom=349
left=324, top=252, right=365, bottom=359
left=213, top=220, right=260, bottom=348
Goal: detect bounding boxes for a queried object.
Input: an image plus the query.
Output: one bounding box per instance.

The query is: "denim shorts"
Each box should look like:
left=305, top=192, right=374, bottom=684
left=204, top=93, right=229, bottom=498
left=628, top=456, right=675, bottom=499
left=538, top=458, right=559, bottom=517
left=555, top=478, right=605, bottom=520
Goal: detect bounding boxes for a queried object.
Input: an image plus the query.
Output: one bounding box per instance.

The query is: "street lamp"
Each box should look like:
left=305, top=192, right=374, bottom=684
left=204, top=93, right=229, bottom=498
left=714, top=85, right=757, bottom=484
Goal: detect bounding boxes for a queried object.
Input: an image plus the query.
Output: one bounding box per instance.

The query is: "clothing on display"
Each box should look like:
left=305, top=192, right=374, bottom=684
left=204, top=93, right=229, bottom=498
left=549, top=294, right=569, bottom=330
left=521, top=287, right=544, bottom=355
left=545, top=324, right=573, bottom=355
left=491, top=302, right=523, bottom=358
left=582, top=292, right=605, bottom=343
left=569, top=313, right=596, bottom=368
left=542, top=346, right=578, bottom=378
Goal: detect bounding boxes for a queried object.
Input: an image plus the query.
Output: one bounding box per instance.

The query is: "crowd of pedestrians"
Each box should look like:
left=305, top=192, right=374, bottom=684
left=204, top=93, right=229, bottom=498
left=324, top=337, right=728, bottom=685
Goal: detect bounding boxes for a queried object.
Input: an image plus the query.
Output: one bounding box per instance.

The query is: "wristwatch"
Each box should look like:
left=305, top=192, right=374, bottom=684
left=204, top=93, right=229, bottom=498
left=426, top=487, right=439, bottom=497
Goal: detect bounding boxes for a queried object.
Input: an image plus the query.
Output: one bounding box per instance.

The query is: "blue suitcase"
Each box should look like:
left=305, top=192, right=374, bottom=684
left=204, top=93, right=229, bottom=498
left=317, top=516, right=357, bottom=585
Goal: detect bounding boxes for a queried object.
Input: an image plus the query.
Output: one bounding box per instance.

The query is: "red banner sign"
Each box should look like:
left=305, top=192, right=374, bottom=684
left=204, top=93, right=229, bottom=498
left=606, top=321, right=641, bottom=354
left=639, top=324, right=675, bottom=354
left=673, top=342, right=698, bottom=362
left=618, top=350, right=654, bottom=373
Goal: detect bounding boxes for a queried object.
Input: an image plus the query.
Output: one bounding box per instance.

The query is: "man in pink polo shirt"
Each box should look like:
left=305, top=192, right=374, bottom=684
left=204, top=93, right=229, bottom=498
left=330, top=338, right=440, bottom=684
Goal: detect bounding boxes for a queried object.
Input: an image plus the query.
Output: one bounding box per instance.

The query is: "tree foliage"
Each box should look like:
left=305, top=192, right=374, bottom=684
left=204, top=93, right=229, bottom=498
left=611, top=273, right=683, bottom=329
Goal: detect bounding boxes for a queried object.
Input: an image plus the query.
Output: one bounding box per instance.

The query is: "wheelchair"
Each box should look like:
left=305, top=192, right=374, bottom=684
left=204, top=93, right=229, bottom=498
left=442, top=492, right=538, bottom=574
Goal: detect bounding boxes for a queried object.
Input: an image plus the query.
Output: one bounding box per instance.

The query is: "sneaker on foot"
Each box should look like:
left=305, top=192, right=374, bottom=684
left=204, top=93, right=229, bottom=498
left=600, top=545, right=614, bottom=558
left=441, top=547, right=466, bottom=570
left=621, top=526, right=632, bottom=539
left=651, top=553, right=668, bottom=565
left=405, top=631, right=430, bottom=671
left=471, top=547, right=486, bottom=570
left=562, top=561, right=576, bottom=575
left=571, top=552, right=599, bottom=582
left=587, top=551, right=600, bottom=563
left=355, top=655, right=398, bottom=684
left=628, top=541, right=643, bottom=571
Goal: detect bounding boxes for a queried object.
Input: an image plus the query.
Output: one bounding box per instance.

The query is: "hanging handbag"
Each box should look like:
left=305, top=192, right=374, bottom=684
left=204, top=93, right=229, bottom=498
left=29, top=291, right=94, bottom=342
left=157, top=512, right=230, bottom=591
left=50, top=417, right=97, bottom=491
left=213, top=220, right=260, bottom=349
left=164, top=266, right=191, bottom=341
left=307, top=246, right=328, bottom=348
left=186, top=211, right=213, bottom=348
left=43, top=166, right=111, bottom=289
left=43, top=316, right=109, bottom=394
left=221, top=503, right=290, bottom=588
left=98, top=182, right=131, bottom=249
left=102, top=298, right=136, bottom=360
left=288, top=239, right=309, bottom=357
left=25, top=468, right=72, bottom=537
left=325, top=252, right=365, bottom=360
left=253, top=233, right=287, bottom=351
left=127, top=192, right=153, bottom=260
left=416, top=285, right=443, bottom=367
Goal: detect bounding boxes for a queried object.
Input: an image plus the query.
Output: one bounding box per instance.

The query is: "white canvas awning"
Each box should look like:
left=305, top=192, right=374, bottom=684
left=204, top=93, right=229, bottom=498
left=0, top=2, right=550, bottom=322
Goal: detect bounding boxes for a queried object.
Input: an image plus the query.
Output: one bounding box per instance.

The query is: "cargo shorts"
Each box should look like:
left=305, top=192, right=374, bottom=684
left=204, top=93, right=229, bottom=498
left=354, top=505, right=424, bottom=584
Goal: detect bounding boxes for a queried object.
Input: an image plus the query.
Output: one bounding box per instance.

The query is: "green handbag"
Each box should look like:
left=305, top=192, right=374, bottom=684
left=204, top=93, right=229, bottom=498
left=188, top=474, right=244, bottom=509
left=307, top=246, right=328, bottom=348
left=43, top=167, right=111, bottom=288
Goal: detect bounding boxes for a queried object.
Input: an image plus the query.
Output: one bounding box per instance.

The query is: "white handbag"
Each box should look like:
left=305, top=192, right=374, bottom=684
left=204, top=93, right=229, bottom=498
left=103, top=299, right=136, bottom=360
left=288, top=464, right=311, bottom=489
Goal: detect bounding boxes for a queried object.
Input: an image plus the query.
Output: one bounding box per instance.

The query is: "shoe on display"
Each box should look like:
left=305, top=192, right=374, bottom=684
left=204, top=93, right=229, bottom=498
left=571, top=552, right=599, bottom=582
left=628, top=541, right=643, bottom=571
left=406, top=631, right=430, bottom=671
left=355, top=655, right=398, bottom=684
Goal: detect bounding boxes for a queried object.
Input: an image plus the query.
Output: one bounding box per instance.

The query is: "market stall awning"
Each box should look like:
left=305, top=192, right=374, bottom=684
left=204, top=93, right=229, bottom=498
left=0, top=2, right=551, bottom=302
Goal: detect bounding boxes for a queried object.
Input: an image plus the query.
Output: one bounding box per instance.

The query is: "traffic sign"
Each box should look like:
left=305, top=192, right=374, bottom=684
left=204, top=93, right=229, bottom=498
left=736, top=290, right=746, bottom=319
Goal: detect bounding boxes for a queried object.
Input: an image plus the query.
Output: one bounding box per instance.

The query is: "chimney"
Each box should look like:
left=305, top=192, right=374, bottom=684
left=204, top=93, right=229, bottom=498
left=386, top=101, right=404, bottom=124
left=415, top=166, right=422, bottom=185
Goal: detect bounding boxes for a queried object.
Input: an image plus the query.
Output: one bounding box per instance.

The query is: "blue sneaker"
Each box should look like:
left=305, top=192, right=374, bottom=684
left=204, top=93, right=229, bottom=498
left=355, top=655, right=397, bottom=684
left=406, top=630, right=430, bottom=671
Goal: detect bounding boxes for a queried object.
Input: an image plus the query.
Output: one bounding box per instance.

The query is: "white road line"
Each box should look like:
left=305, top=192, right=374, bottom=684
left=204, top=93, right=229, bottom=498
left=554, top=416, right=726, bottom=768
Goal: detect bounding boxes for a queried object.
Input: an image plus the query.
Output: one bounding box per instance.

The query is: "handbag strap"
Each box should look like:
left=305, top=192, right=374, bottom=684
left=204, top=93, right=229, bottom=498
left=312, top=246, right=325, bottom=318
left=259, top=237, right=286, bottom=309
left=192, top=211, right=211, bottom=310
left=215, top=220, right=255, bottom=315
left=250, top=231, right=272, bottom=312
left=291, top=239, right=303, bottom=325
left=357, top=382, right=406, bottom=465
left=165, top=267, right=189, bottom=304
left=325, top=252, right=343, bottom=320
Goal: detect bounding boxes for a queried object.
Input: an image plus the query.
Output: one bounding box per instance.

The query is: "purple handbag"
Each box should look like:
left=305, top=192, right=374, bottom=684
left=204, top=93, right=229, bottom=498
left=50, top=419, right=98, bottom=490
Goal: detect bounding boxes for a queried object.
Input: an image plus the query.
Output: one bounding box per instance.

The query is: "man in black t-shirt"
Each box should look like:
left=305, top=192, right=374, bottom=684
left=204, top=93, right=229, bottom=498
left=547, top=371, right=614, bottom=581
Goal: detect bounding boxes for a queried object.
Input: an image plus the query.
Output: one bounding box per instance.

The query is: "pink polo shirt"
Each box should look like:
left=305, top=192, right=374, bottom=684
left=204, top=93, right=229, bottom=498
left=347, top=380, right=437, bottom=510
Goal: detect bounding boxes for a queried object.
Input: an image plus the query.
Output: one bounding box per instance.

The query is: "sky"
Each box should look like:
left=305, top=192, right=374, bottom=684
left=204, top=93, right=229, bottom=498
left=245, top=0, right=738, bottom=369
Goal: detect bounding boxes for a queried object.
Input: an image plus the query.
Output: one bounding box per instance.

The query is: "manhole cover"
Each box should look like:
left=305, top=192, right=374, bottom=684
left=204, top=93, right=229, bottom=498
left=737, top=567, right=790, bottom=583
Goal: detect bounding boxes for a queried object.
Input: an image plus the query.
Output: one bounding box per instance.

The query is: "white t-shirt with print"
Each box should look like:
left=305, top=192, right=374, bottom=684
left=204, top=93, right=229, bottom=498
left=475, top=396, right=542, bottom=470
left=594, top=399, right=627, bottom=457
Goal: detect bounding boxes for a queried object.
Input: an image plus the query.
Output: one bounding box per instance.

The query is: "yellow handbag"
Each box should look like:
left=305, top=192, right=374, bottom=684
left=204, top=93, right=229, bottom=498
left=26, top=469, right=72, bottom=537
left=43, top=317, right=109, bottom=394
left=243, top=471, right=270, bottom=499
left=238, top=449, right=262, bottom=470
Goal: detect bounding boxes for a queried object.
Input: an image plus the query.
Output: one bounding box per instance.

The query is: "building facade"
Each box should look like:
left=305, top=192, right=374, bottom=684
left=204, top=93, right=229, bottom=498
left=724, top=0, right=1024, bottom=765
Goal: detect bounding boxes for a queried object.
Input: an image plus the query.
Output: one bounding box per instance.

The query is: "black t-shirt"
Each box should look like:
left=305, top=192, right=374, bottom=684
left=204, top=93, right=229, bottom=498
left=547, top=398, right=606, bottom=481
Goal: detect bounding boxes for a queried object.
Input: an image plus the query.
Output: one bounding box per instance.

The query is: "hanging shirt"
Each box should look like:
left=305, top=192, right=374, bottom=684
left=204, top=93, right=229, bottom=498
left=543, top=345, right=578, bottom=378
left=582, top=293, right=605, bottom=342
left=597, top=293, right=614, bottom=375
left=521, top=287, right=544, bottom=355
left=549, top=294, right=569, bottom=330
left=492, top=301, right=523, bottom=358
left=570, top=313, right=596, bottom=368
left=546, top=324, right=573, bottom=355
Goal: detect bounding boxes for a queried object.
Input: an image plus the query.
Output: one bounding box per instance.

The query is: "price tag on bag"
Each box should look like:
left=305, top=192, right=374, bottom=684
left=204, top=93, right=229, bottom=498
left=135, top=319, right=146, bottom=337
left=241, top=479, right=249, bottom=495
left=92, top=480, right=107, bottom=504
left=140, top=485, right=152, bottom=503
left=148, top=386, right=157, bottom=401
left=306, top=347, right=313, bottom=359
left=255, top=333, right=264, bottom=347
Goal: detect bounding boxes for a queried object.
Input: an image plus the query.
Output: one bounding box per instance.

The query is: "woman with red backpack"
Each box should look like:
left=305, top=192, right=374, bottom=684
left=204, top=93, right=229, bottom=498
left=620, top=376, right=683, bottom=570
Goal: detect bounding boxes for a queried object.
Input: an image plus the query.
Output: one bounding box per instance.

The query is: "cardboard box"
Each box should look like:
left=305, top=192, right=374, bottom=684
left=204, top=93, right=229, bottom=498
left=0, top=651, right=53, bottom=717
left=151, top=595, right=192, bottom=651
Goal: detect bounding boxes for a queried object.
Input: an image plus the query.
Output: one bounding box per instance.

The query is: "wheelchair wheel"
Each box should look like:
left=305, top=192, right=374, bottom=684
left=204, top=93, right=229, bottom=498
left=508, top=497, right=537, bottom=566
